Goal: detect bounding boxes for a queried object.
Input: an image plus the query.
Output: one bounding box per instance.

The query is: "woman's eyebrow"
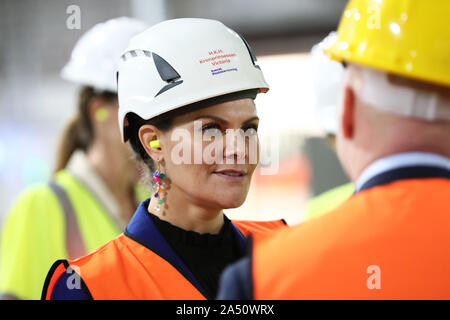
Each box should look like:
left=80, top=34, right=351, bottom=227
left=193, top=115, right=259, bottom=124
left=242, top=116, right=260, bottom=124
left=193, top=115, right=227, bottom=124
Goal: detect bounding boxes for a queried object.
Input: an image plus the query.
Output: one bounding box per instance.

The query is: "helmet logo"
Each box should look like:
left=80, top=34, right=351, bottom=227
left=120, top=50, right=183, bottom=97
left=152, top=52, right=183, bottom=97
left=239, top=35, right=261, bottom=70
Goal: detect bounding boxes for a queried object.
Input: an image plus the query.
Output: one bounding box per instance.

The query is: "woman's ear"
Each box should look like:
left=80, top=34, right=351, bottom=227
left=341, top=85, right=355, bottom=139
left=88, top=97, right=111, bottom=123
left=139, top=124, right=163, bottom=162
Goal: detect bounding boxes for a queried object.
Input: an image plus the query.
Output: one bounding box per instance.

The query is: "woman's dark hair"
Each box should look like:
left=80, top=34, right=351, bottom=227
left=53, top=86, right=117, bottom=174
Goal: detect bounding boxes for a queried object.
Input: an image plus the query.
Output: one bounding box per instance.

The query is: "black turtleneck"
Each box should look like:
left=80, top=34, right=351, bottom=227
left=149, top=213, right=243, bottom=299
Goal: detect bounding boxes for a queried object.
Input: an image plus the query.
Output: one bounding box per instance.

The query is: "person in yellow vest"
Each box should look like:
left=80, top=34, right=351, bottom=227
left=305, top=32, right=354, bottom=220
left=218, top=0, right=450, bottom=299
left=0, top=17, right=149, bottom=300
left=42, top=18, right=286, bottom=300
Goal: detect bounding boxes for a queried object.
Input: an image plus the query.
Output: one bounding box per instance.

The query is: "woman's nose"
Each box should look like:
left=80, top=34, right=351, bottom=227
left=223, top=130, right=246, bottom=163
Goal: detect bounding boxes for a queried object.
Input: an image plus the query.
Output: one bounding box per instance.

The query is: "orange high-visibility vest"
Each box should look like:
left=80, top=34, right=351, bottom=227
left=44, top=234, right=207, bottom=300
left=251, top=176, right=450, bottom=299
left=42, top=200, right=286, bottom=300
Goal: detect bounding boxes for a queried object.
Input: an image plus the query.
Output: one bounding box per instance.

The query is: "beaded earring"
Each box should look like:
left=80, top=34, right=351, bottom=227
left=149, top=139, right=165, bottom=212
left=152, top=168, right=166, bottom=212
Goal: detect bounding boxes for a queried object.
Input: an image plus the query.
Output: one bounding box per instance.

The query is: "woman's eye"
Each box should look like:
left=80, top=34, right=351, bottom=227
left=243, top=125, right=258, bottom=136
left=202, top=124, right=222, bottom=135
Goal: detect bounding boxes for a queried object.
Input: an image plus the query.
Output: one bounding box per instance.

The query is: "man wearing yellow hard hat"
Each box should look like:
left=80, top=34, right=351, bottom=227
left=218, top=0, right=450, bottom=299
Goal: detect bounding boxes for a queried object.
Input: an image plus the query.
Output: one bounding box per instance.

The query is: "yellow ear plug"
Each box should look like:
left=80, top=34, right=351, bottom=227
left=95, top=107, right=109, bottom=122
left=150, top=140, right=160, bottom=149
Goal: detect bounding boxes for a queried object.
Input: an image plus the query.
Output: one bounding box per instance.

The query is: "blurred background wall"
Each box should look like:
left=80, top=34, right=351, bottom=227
left=0, top=0, right=349, bottom=226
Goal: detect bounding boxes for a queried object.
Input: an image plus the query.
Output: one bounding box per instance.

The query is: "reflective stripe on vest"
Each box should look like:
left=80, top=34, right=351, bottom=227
left=48, top=182, right=86, bottom=260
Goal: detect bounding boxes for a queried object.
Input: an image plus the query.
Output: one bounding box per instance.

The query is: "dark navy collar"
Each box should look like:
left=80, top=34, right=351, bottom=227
left=124, top=199, right=247, bottom=299
left=357, top=165, right=450, bottom=193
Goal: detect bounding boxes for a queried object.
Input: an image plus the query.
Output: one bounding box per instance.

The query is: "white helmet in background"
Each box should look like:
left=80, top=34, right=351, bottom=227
left=61, top=17, right=149, bottom=92
left=117, top=18, right=269, bottom=142
left=310, top=32, right=344, bottom=135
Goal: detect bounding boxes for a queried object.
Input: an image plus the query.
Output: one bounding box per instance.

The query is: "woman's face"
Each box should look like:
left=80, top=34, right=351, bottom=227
left=158, top=98, right=259, bottom=210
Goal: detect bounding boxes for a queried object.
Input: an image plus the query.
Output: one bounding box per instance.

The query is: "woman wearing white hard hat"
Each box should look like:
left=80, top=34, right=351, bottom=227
left=42, top=18, right=286, bottom=300
left=0, top=17, right=148, bottom=300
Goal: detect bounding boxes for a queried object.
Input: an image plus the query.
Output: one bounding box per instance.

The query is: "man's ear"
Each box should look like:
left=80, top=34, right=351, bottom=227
left=139, top=124, right=163, bottom=162
left=341, top=85, right=355, bottom=139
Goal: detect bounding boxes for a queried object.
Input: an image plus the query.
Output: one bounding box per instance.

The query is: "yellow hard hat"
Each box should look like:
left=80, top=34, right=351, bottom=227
left=325, top=0, right=450, bottom=88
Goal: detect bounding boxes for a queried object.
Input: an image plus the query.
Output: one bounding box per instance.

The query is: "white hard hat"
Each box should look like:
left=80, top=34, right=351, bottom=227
left=61, top=17, right=149, bottom=92
left=117, top=18, right=269, bottom=142
left=310, top=32, right=344, bottom=135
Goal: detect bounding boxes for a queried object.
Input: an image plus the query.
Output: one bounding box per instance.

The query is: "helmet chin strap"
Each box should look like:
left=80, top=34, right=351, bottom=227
left=346, top=64, right=450, bottom=121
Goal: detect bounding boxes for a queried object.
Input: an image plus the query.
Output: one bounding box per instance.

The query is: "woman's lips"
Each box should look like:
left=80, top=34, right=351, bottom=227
left=213, top=170, right=247, bottom=182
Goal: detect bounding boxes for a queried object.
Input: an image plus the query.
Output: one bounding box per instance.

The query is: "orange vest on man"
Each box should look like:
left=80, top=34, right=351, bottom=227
left=217, top=156, right=450, bottom=299
left=42, top=198, right=286, bottom=300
